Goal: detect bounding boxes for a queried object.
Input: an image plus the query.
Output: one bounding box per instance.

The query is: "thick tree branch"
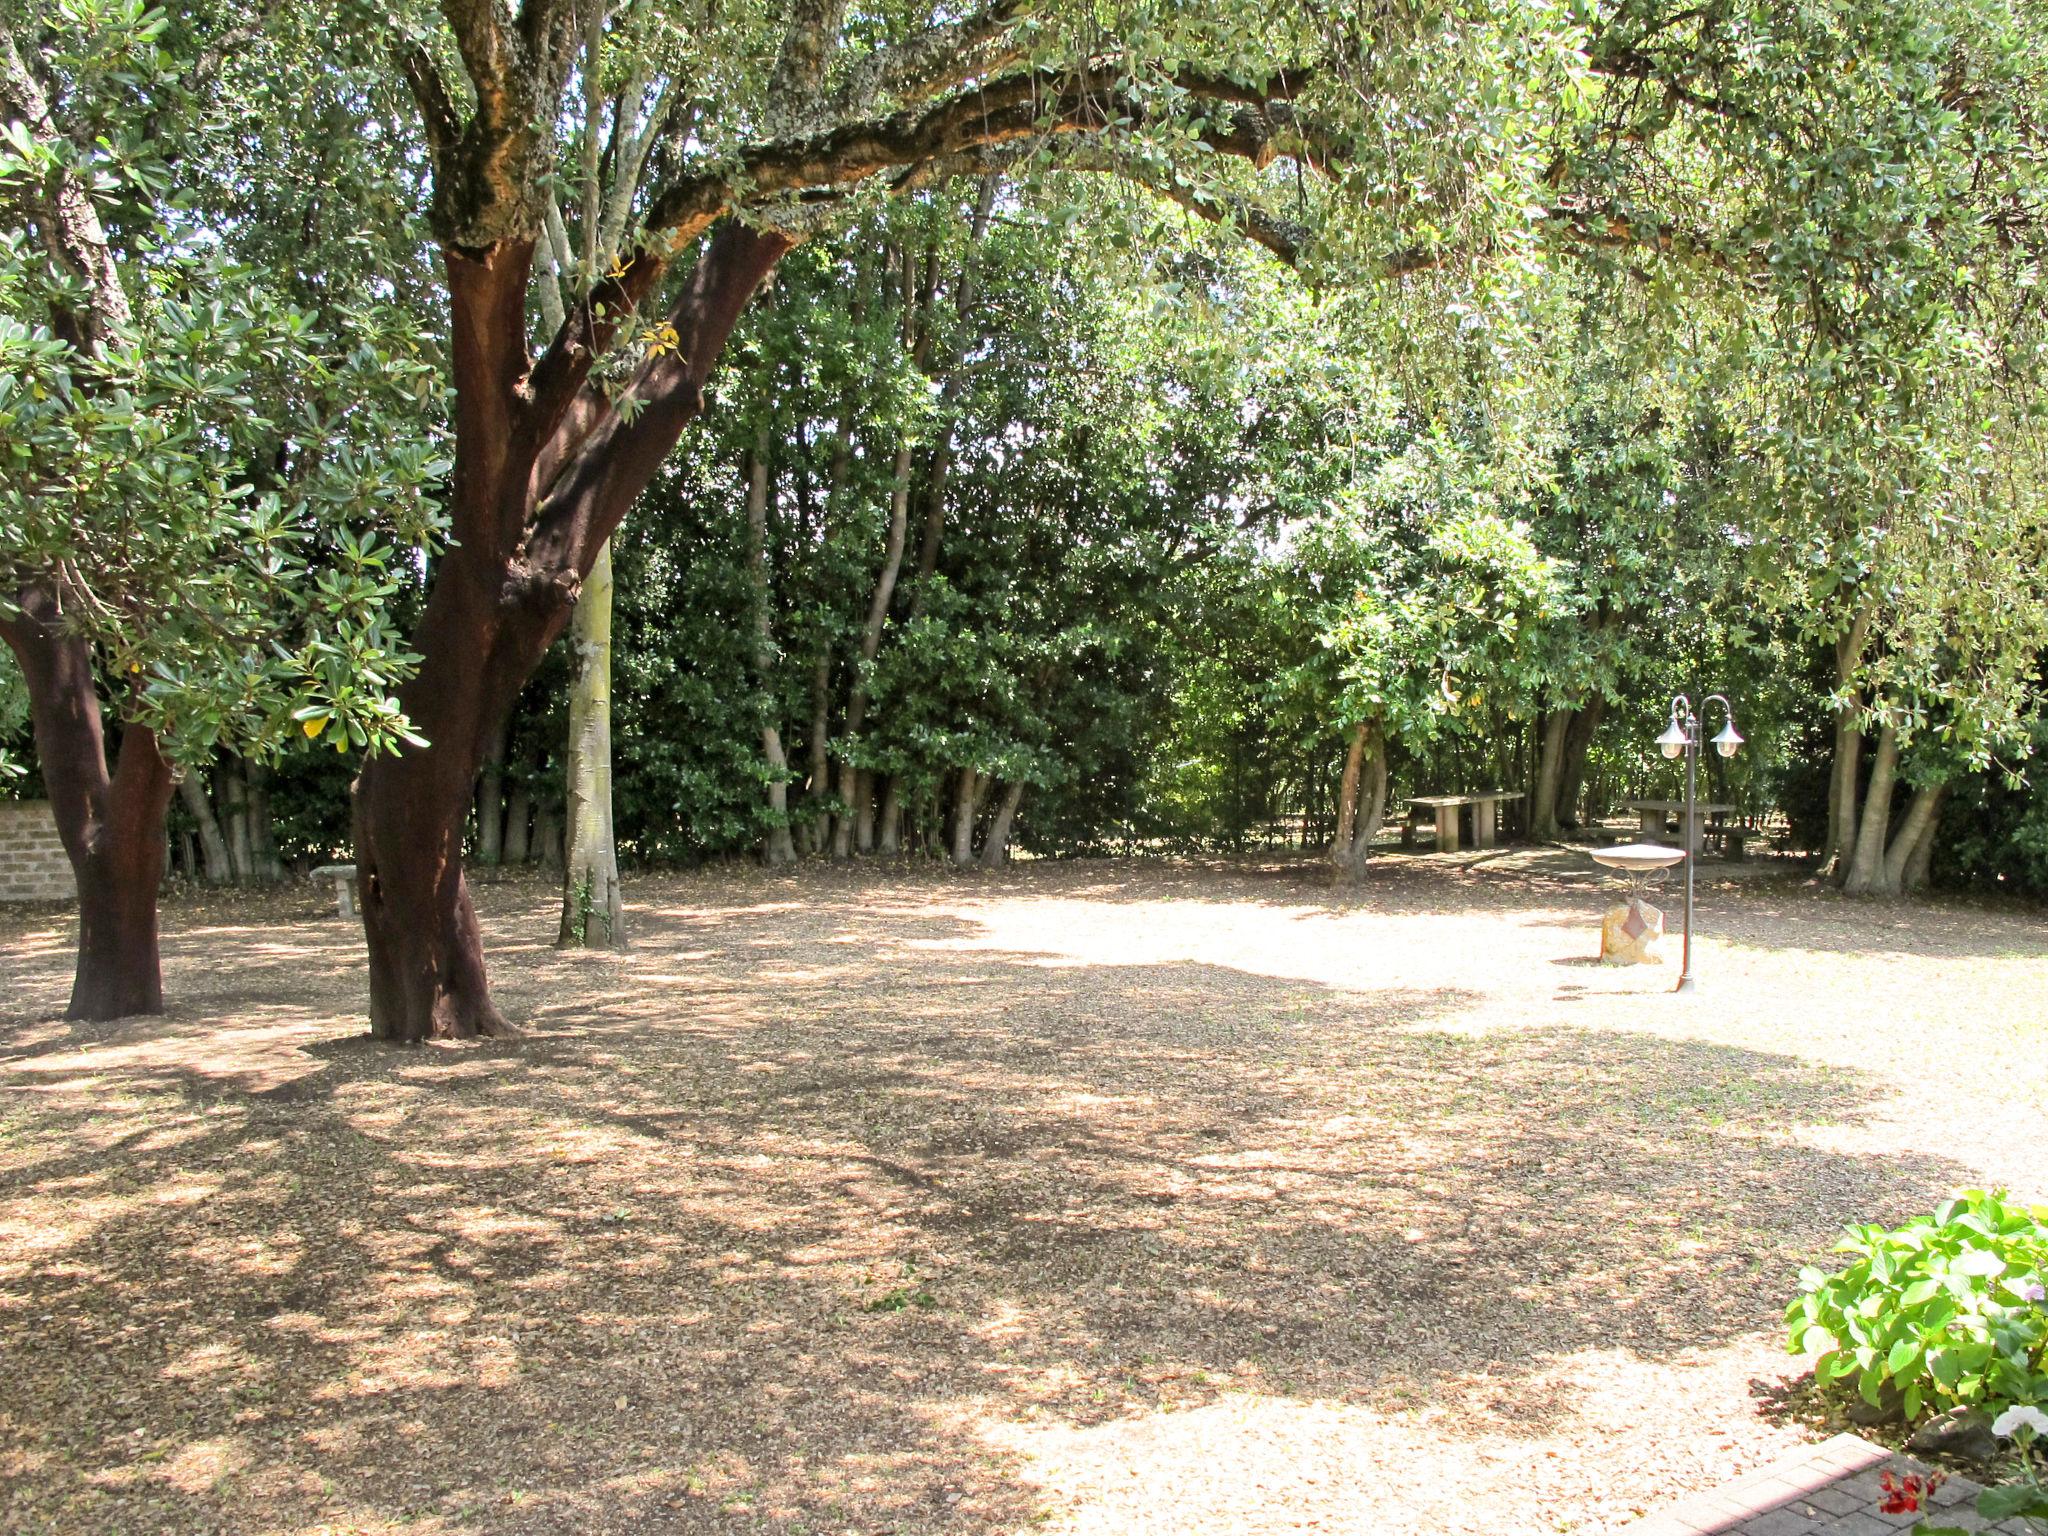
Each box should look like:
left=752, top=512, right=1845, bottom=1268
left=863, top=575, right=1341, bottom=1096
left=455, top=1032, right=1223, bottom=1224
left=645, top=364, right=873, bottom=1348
left=640, top=63, right=1314, bottom=251
left=0, top=30, right=130, bottom=345
left=524, top=223, right=795, bottom=579
left=762, top=0, right=851, bottom=136
left=825, top=0, right=1032, bottom=121
left=398, top=41, right=461, bottom=171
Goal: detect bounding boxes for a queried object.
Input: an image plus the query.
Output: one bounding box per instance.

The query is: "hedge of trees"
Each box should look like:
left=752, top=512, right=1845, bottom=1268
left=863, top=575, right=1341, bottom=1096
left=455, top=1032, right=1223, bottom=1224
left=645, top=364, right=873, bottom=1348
left=3, top=0, right=2046, bottom=1032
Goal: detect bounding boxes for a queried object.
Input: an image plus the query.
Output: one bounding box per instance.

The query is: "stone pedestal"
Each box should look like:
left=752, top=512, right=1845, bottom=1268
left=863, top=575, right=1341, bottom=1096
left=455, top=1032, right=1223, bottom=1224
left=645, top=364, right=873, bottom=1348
left=1601, top=898, right=1664, bottom=965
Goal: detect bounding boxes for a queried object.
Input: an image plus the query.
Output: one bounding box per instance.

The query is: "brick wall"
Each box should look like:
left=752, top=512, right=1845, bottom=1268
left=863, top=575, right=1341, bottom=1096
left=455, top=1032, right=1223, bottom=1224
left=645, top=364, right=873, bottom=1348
left=0, top=801, right=76, bottom=903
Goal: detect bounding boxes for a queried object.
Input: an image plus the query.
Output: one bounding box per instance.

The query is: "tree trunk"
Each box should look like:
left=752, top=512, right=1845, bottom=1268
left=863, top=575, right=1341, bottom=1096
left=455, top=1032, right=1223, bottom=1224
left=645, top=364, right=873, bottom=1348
left=222, top=764, right=255, bottom=882
left=834, top=436, right=914, bottom=859
left=1824, top=713, right=1863, bottom=872
left=352, top=223, right=789, bottom=1040
left=1901, top=786, right=1944, bottom=893
left=807, top=653, right=832, bottom=855
left=1350, top=742, right=1390, bottom=875
left=246, top=760, right=282, bottom=882
left=950, top=767, right=981, bottom=868
left=1333, top=723, right=1387, bottom=882
left=1530, top=707, right=1571, bottom=842
left=909, top=177, right=999, bottom=610
left=854, top=768, right=877, bottom=854
left=1, top=584, right=176, bottom=1019
left=178, top=772, right=234, bottom=885
left=979, top=781, right=1024, bottom=867
left=1558, top=696, right=1605, bottom=828
left=533, top=803, right=563, bottom=870
left=743, top=430, right=797, bottom=866
left=1823, top=609, right=1875, bottom=876
left=877, top=777, right=903, bottom=855
left=502, top=786, right=532, bottom=866
left=1880, top=782, right=1944, bottom=896
left=476, top=716, right=509, bottom=866
left=557, top=539, right=627, bottom=949
left=1330, top=721, right=1365, bottom=874
left=1841, top=720, right=1899, bottom=896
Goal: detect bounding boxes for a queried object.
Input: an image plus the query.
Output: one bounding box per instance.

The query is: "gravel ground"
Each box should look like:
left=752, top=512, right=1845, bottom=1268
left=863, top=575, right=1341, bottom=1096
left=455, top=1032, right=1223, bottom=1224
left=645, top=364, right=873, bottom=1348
left=0, top=852, right=2042, bottom=1536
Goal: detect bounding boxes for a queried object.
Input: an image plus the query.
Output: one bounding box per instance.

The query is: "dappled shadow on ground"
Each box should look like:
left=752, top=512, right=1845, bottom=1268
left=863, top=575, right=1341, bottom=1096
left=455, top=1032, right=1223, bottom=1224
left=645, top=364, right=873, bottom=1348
left=0, top=863, right=2038, bottom=1535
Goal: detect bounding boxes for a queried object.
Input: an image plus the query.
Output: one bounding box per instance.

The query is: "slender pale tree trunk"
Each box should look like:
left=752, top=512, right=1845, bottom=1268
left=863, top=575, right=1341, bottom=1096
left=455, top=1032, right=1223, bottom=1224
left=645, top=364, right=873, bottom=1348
left=744, top=433, right=798, bottom=866
left=1332, top=723, right=1388, bottom=882
left=909, top=177, right=999, bottom=611
left=503, top=786, right=532, bottom=866
left=1823, top=608, right=1875, bottom=876
left=950, top=767, right=981, bottom=868
left=1901, top=785, right=1944, bottom=893
left=1330, top=722, right=1365, bottom=873
left=1881, top=782, right=1945, bottom=895
left=222, top=765, right=255, bottom=882
left=806, top=653, right=831, bottom=853
left=557, top=540, right=626, bottom=948
left=1558, top=697, right=1605, bottom=828
left=1352, top=745, right=1390, bottom=874
left=834, top=436, right=913, bottom=858
left=1530, top=707, right=1571, bottom=841
left=1841, top=720, right=1900, bottom=896
left=854, top=769, right=877, bottom=853
left=534, top=803, right=563, bottom=869
left=475, top=716, right=508, bottom=867
left=178, top=773, right=233, bottom=885
left=877, top=777, right=903, bottom=854
left=980, top=781, right=1025, bottom=867
left=246, top=761, right=282, bottom=881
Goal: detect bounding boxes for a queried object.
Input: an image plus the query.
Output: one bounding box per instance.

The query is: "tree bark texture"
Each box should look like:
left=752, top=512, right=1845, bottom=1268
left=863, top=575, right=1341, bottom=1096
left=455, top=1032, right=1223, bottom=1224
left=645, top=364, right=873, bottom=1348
left=1558, top=696, right=1605, bottom=826
left=950, top=766, right=981, bottom=868
left=352, top=223, right=790, bottom=1039
left=1823, top=609, right=1875, bottom=878
left=475, top=716, right=509, bottom=866
left=806, top=651, right=832, bottom=853
left=877, top=777, right=904, bottom=854
left=179, top=773, right=234, bottom=885
left=1530, top=707, right=1571, bottom=842
left=833, top=434, right=914, bottom=859
left=744, top=433, right=798, bottom=866
left=1841, top=721, right=1900, bottom=896
left=1330, top=722, right=1388, bottom=883
left=557, top=538, right=627, bottom=948
left=979, top=780, right=1024, bottom=867
left=1901, top=786, right=1944, bottom=893
left=1, top=583, right=176, bottom=1019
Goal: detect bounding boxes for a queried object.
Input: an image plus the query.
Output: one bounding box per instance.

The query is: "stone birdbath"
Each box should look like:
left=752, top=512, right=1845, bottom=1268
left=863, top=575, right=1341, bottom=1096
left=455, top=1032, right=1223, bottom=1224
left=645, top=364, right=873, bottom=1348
left=1589, top=842, right=1686, bottom=965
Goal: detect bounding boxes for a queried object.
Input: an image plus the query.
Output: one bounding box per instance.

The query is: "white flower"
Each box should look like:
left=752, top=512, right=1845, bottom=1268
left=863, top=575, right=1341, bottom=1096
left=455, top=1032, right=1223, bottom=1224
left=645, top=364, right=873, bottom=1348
left=2010, top=1278, right=2048, bottom=1304
left=1991, top=1404, right=2048, bottom=1440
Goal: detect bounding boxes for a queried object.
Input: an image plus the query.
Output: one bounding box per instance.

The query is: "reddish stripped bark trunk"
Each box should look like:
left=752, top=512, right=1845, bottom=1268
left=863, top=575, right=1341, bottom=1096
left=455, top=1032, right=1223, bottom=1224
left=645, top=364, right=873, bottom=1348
left=352, top=224, right=790, bottom=1041
left=2, top=583, right=176, bottom=1019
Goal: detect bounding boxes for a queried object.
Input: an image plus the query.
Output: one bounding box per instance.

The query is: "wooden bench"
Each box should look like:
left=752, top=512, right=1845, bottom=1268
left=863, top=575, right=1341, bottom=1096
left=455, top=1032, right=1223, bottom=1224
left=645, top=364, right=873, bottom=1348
left=311, top=863, right=358, bottom=919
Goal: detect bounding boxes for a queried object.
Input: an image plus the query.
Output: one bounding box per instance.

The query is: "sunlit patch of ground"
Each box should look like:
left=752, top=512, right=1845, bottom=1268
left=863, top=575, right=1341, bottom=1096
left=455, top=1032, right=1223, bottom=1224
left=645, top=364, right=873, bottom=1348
left=0, top=854, right=2043, bottom=1535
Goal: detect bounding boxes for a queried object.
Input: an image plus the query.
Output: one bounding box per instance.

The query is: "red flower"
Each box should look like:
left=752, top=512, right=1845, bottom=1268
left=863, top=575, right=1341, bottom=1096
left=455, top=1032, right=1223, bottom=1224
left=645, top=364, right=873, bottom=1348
left=1878, top=1469, right=1947, bottom=1515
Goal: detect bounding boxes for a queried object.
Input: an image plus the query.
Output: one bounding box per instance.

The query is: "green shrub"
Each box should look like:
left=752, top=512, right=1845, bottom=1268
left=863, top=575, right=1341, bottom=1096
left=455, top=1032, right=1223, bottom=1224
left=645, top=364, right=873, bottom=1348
left=1786, top=1189, right=2048, bottom=1422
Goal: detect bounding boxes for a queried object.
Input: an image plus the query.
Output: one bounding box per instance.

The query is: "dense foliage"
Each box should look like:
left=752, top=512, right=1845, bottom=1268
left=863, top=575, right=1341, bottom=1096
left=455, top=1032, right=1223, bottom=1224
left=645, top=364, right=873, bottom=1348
left=1787, top=1190, right=2048, bottom=1423
left=3, top=0, right=2047, bottom=902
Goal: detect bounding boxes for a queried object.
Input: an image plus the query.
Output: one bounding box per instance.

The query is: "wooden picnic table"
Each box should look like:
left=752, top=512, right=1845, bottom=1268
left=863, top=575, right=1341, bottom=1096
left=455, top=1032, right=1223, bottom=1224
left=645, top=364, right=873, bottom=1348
left=1625, top=799, right=1735, bottom=856
left=1404, top=791, right=1524, bottom=853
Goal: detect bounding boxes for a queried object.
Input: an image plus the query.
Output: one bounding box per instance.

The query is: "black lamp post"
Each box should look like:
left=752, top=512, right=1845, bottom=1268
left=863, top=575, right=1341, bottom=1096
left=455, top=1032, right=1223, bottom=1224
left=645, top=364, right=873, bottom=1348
left=1655, top=692, right=1742, bottom=992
